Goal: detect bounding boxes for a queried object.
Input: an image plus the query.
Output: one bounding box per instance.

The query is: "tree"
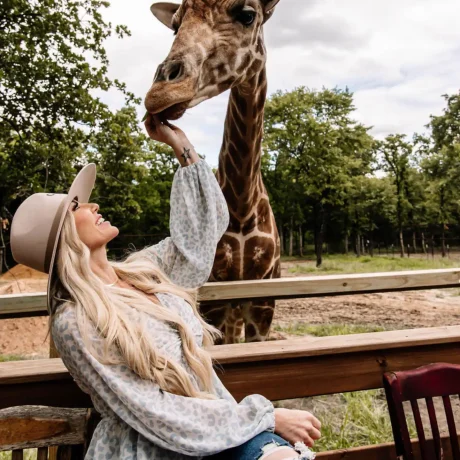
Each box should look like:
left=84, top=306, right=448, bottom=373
left=343, top=175, right=395, bottom=257
left=0, top=0, right=136, bottom=137
left=375, top=135, right=413, bottom=257
left=88, top=107, right=149, bottom=233
left=418, top=93, right=460, bottom=256
left=264, top=87, right=373, bottom=266
left=0, top=0, right=137, bottom=270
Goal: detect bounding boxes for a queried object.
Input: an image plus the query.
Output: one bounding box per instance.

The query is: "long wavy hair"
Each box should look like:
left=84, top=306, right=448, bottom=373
left=49, top=210, right=221, bottom=399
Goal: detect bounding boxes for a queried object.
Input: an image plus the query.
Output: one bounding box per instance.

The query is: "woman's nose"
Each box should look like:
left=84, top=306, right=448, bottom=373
left=91, top=203, right=99, bottom=212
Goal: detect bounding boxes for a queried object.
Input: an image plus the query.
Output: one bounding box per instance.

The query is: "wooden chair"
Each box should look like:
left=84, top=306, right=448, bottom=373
left=383, top=363, right=460, bottom=460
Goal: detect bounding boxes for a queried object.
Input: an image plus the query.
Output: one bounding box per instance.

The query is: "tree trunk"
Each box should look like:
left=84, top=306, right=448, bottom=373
left=344, top=234, right=349, bottom=255
left=298, top=225, right=303, bottom=257
left=356, top=233, right=361, bottom=257
left=421, top=232, right=426, bottom=254
left=314, top=205, right=325, bottom=267
left=369, top=237, right=374, bottom=257
left=361, top=237, right=365, bottom=255
left=440, top=187, right=446, bottom=258
left=399, top=228, right=405, bottom=258
left=412, top=232, right=417, bottom=253
left=441, top=226, right=446, bottom=258
left=279, top=224, right=285, bottom=256
left=289, top=217, right=293, bottom=257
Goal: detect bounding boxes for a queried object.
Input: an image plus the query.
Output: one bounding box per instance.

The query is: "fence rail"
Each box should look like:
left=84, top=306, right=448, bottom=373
left=1, top=268, right=459, bottom=319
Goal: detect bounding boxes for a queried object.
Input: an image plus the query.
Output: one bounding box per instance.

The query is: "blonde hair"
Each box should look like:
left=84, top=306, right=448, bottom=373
left=49, top=210, right=221, bottom=399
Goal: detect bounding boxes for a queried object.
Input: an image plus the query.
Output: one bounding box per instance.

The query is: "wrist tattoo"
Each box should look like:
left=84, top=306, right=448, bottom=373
left=181, top=147, right=192, bottom=164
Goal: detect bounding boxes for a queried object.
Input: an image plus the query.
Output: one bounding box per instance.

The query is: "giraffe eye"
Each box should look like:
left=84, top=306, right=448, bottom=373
left=236, top=9, right=256, bottom=26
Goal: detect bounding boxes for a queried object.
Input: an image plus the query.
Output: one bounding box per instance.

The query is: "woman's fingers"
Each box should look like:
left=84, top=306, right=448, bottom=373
left=163, top=119, right=178, bottom=130
left=144, top=114, right=157, bottom=139
left=310, top=415, right=321, bottom=431
left=308, top=426, right=321, bottom=440
left=300, top=433, right=315, bottom=447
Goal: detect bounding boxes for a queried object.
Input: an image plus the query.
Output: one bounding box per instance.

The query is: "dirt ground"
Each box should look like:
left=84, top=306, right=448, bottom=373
left=273, top=260, right=460, bottom=332
left=1, top=261, right=460, bottom=357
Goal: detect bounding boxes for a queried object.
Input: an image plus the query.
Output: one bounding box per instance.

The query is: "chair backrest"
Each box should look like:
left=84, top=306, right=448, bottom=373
left=383, top=363, right=460, bottom=460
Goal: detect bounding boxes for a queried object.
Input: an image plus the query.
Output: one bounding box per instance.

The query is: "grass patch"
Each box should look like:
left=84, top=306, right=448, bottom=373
left=288, top=254, right=460, bottom=275
left=275, top=390, right=416, bottom=451
left=0, top=451, right=37, bottom=460
left=0, top=354, right=27, bottom=362
left=274, top=323, right=387, bottom=337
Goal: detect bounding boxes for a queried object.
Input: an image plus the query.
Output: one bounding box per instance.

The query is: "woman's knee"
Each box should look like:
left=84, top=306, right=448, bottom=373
left=259, top=445, right=298, bottom=459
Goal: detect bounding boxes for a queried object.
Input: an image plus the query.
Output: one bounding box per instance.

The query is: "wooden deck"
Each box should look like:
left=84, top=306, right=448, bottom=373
left=1, top=270, right=460, bottom=458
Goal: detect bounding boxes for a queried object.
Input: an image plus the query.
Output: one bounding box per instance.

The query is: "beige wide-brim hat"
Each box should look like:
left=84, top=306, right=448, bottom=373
left=10, top=164, right=97, bottom=314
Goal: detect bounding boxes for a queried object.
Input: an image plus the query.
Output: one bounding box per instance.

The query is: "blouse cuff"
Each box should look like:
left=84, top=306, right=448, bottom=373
left=266, top=402, right=276, bottom=433
left=178, top=157, right=202, bottom=169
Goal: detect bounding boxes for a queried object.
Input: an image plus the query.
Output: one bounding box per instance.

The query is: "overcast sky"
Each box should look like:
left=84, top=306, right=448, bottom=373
left=98, top=0, right=460, bottom=167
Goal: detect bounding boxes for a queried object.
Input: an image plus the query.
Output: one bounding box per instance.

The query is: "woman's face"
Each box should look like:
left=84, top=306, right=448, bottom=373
left=70, top=200, right=119, bottom=249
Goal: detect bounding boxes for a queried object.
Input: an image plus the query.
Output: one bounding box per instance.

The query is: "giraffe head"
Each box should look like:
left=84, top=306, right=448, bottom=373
left=145, top=0, right=281, bottom=120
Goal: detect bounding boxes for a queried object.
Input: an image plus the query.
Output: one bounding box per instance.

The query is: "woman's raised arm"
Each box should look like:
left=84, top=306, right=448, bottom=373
left=139, top=116, right=229, bottom=288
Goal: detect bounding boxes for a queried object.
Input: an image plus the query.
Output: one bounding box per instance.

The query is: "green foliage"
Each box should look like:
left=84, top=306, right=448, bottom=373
left=0, top=0, right=136, bottom=135
left=0, top=0, right=139, bottom=263
left=88, top=106, right=149, bottom=232
left=418, top=93, right=460, bottom=252
left=263, top=87, right=374, bottom=266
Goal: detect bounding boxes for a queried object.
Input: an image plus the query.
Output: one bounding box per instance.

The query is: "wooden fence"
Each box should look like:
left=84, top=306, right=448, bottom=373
left=1, top=268, right=460, bottom=319
left=1, top=268, right=460, bottom=458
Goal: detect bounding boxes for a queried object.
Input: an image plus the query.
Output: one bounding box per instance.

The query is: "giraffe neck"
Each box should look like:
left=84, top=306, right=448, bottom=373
left=217, top=68, right=267, bottom=220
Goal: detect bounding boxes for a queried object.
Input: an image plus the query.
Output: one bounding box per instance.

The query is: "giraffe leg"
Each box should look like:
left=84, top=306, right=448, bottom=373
left=243, top=300, right=275, bottom=342
left=223, top=304, right=244, bottom=344
left=200, top=302, right=244, bottom=344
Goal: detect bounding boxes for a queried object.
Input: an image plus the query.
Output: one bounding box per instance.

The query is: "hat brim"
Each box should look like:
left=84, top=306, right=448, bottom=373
left=46, top=164, right=96, bottom=314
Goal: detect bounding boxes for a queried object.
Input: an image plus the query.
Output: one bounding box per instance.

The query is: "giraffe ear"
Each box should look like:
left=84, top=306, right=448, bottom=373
left=261, top=0, right=280, bottom=22
left=150, top=2, right=180, bottom=30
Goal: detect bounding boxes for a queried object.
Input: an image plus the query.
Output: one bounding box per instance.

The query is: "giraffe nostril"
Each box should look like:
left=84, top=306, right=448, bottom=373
left=166, top=62, right=183, bottom=82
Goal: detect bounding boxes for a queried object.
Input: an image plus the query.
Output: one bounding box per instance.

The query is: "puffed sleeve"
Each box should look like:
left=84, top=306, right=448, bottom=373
left=52, top=307, right=275, bottom=457
left=141, top=160, right=229, bottom=289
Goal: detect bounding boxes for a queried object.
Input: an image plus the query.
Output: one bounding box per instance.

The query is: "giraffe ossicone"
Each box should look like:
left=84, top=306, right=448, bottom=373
left=146, top=0, right=282, bottom=343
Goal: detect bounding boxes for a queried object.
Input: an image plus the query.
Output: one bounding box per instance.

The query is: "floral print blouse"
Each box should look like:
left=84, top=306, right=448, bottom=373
left=51, top=160, right=276, bottom=459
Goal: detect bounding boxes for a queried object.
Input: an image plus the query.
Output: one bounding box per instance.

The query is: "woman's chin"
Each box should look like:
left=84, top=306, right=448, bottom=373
left=101, top=224, right=120, bottom=243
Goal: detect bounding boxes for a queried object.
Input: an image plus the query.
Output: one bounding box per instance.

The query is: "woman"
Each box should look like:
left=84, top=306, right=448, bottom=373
left=10, top=115, right=321, bottom=460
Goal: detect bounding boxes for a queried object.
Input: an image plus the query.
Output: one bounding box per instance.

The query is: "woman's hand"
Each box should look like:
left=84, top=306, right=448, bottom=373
left=145, top=113, right=190, bottom=148
left=274, top=408, right=321, bottom=447
left=144, top=114, right=199, bottom=166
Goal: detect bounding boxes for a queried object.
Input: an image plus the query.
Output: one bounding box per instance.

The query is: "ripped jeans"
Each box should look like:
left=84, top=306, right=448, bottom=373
left=208, top=431, right=293, bottom=460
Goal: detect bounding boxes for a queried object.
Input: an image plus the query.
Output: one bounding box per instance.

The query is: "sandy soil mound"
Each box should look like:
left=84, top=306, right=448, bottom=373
left=0, top=264, right=48, bottom=294
left=0, top=265, right=49, bottom=358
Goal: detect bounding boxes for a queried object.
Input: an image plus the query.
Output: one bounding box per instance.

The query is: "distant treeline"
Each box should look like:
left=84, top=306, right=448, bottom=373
left=262, top=88, right=460, bottom=266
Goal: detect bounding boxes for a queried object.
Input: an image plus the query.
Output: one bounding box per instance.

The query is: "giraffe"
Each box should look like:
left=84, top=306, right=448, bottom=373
left=145, top=0, right=282, bottom=343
